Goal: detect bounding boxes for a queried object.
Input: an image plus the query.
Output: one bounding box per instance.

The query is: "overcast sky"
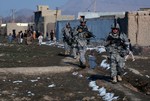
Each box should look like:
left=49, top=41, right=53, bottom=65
left=0, top=0, right=69, bottom=17
left=0, top=0, right=150, bottom=17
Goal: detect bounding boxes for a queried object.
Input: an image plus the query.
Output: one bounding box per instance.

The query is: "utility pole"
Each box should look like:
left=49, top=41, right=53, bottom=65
left=93, top=0, right=96, bottom=12
left=54, top=7, right=58, bottom=38
left=55, top=7, right=58, bottom=26
left=0, top=16, right=2, bottom=25
left=11, top=9, right=15, bottom=23
left=55, top=7, right=58, bottom=22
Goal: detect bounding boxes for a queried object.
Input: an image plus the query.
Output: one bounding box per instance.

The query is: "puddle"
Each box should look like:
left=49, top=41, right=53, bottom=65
left=88, top=55, right=97, bottom=69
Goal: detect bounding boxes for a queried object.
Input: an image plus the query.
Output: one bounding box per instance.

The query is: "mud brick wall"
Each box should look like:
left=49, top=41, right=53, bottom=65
left=127, top=11, right=150, bottom=46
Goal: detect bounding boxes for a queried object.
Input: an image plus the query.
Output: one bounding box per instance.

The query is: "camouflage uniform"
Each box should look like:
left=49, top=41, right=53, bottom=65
left=62, top=23, right=72, bottom=55
left=71, top=27, right=79, bottom=59
left=106, top=23, right=129, bottom=83
left=75, top=20, right=89, bottom=67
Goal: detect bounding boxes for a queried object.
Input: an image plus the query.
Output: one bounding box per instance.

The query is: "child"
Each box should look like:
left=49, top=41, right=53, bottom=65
left=38, top=33, right=43, bottom=46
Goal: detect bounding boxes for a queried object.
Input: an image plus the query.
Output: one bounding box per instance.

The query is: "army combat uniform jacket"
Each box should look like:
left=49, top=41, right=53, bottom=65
left=106, top=32, right=129, bottom=77
left=106, top=32, right=129, bottom=56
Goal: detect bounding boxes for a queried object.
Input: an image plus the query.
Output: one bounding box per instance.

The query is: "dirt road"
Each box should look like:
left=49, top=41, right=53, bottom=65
left=0, top=43, right=150, bottom=101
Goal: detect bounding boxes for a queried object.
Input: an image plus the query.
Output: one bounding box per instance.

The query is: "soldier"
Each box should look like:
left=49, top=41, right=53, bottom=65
left=75, top=17, right=93, bottom=68
left=62, top=22, right=73, bottom=55
left=105, top=23, right=129, bottom=83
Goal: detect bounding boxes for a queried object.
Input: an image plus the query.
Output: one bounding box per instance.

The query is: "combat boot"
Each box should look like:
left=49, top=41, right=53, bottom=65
left=112, top=76, right=117, bottom=84
left=65, top=51, right=68, bottom=55
left=67, top=51, right=70, bottom=55
left=117, top=75, right=122, bottom=82
left=79, top=60, right=86, bottom=69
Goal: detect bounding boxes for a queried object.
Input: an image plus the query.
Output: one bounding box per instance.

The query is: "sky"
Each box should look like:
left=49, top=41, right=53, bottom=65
left=0, top=0, right=150, bottom=17
left=0, top=0, right=69, bottom=17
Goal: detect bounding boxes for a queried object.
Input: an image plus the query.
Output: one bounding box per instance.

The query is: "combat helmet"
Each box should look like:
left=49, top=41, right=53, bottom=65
left=66, top=22, right=71, bottom=27
left=111, top=23, right=120, bottom=29
left=80, top=16, right=86, bottom=23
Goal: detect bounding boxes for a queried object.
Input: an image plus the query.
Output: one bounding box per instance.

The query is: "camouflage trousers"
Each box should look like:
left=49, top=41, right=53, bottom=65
left=71, top=44, right=79, bottom=58
left=109, top=53, right=125, bottom=77
left=79, top=46, right=86, bottom=65
left=64, top=42, right=71, bottom=54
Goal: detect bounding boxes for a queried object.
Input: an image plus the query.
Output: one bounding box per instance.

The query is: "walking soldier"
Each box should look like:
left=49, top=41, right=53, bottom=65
left=73, top=17, right=94, bottom=68
left=62, top=22, right=73, bottom=55
left=105, top=23, right=129, bottom=83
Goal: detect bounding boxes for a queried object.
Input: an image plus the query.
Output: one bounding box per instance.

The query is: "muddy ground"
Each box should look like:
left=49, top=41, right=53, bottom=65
left=0, top=40, right=150, bottom=101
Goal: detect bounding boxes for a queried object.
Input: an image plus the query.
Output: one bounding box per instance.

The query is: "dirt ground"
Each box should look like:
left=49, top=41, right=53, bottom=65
left=0, top=40, right=150, bottom=101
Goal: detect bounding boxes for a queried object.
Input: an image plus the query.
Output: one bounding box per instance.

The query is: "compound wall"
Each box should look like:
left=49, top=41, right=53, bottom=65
left=56, top=18, right=114, bottom=42
left=127, top=11, right=150, bottom=46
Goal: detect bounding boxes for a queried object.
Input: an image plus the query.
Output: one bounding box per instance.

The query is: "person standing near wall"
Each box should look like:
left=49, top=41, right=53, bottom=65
left=12, top=30, right=16, bottom=41
left=50, top=30, right=54, bottom=41
left=26, top=30, right=32, bottom=45
left=20, top=31, right=24, bottom=44
left=105, top=23, right=129, bottom=83
left=32, top=31, right=36, bottom=40
left=7, top=33, right=13, bottom=43
left=24, top=30, right=27, bottom=45
left=125, top=39, right=135, bottom=61
left=38, top=33, right=43, bottom=46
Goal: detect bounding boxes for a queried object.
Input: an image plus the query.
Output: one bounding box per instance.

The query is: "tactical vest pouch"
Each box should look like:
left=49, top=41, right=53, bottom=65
left=120, top=50, right=128, bottom=57
left=78, top=39, right=87, bottom=47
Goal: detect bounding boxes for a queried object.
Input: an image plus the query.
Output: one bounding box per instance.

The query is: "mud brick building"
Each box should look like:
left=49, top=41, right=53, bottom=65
left=127, top=9, right=150, bottom=46
left=34, top=5, right=75, bottom=37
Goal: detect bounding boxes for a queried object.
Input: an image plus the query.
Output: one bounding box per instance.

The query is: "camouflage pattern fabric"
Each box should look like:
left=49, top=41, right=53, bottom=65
left=106, top=32, right=129, bottom=77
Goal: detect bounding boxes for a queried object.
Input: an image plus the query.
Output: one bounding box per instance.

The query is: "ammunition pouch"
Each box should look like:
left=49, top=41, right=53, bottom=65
left=120, top=50, right=128, bottom=57
left=63, top=36, right=72, bottom=45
